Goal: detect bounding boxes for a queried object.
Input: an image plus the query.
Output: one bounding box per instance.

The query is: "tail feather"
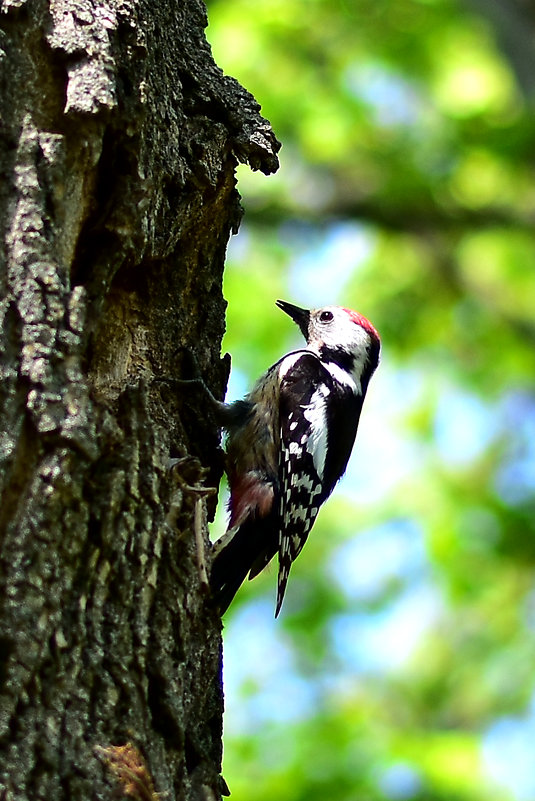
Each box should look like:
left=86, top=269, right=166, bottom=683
left=210, top=517, right=277, bottom=615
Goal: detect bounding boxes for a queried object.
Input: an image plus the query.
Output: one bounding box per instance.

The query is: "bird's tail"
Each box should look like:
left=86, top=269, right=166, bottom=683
left=210, top=517, right=277, bottom=615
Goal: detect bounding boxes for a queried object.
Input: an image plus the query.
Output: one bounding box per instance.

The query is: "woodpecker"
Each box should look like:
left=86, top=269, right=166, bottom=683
left=210, top=300, right=380, bottom=616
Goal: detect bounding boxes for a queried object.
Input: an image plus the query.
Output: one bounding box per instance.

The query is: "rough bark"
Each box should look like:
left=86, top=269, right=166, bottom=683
left=0, top=1, right=279, bottom=799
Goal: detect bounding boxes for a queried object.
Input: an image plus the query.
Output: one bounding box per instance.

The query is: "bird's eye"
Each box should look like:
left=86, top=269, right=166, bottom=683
left=319, top=310, right=334, bottom=323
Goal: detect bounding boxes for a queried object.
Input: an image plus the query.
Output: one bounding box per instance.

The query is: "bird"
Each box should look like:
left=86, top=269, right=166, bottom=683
left=209, top=299, right=380, bottom=616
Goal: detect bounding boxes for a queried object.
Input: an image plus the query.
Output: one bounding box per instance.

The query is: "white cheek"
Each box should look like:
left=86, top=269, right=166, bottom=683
left=324, top=361, right=359, bottom=393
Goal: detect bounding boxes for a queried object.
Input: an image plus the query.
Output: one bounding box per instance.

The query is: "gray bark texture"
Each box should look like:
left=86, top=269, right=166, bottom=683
left=0, top=0, right=279, bottom=799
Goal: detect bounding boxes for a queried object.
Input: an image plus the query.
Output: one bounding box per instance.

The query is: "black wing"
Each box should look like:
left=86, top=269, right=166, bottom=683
left=275, top=352, right=361, bottom=615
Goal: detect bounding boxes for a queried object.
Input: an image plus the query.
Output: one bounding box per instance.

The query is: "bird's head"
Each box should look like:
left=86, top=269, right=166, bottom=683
left=276, top=299, right=380, bottom=389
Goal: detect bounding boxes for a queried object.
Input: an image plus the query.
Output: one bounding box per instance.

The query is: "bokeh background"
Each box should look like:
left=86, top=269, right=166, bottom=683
left=205, top=0, right=535, bottom=798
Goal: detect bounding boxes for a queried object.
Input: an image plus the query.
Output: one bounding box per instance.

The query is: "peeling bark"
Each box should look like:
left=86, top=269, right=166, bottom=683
left=0, top=1, right=280, bottom=799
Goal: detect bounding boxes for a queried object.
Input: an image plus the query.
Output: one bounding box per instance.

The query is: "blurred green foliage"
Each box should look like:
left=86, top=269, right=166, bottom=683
left=205, top=0, right=535, bottom=798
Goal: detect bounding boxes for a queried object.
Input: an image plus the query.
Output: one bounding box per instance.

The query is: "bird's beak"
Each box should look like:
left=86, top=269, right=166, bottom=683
left=276, top=300, right=310, bottom=339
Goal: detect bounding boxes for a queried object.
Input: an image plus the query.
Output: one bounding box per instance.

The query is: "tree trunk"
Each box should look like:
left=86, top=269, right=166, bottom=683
left=0, top=1, right=279, bottom=799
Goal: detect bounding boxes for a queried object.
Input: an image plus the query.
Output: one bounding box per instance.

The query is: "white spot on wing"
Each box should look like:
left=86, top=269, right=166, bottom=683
left=292, top=507, right=308, bottom=522
left=278, top=350, right=309, bottom=379
left=290, top=473, right=314, bottom=492
left=303, top=386, right=329, bottom=478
